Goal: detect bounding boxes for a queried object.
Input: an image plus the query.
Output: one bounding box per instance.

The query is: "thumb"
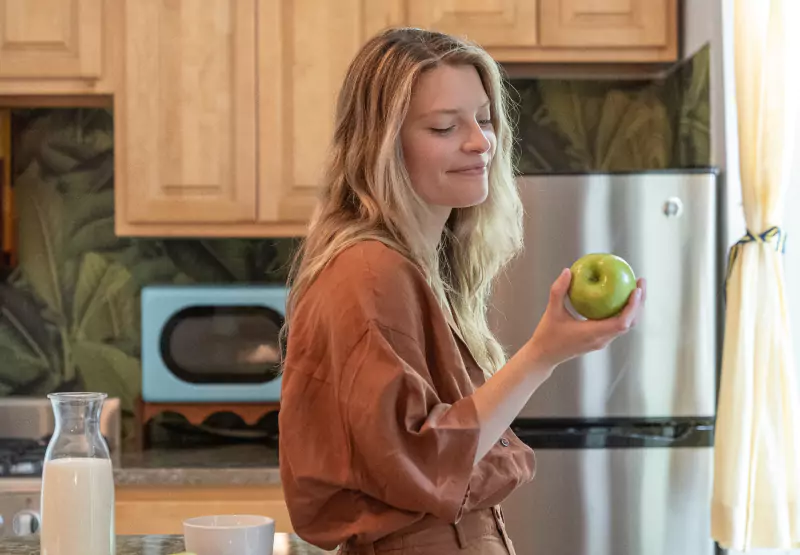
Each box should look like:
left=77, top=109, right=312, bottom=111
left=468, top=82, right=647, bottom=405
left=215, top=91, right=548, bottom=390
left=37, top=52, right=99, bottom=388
left=549, top=268, right=572, bottom=308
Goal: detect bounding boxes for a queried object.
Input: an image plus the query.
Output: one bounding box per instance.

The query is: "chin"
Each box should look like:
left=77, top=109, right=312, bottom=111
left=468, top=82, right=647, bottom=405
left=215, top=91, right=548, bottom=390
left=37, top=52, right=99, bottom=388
left=422, top=179, right=488, bottom=208
left=454, top=184, right=489, bottom=208
left=453, top=196, right=487, bottom=208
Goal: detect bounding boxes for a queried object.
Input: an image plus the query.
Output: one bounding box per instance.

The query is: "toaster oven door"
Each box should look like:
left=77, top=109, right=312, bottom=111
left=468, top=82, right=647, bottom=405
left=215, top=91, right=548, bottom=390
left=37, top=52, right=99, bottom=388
left=142, top=286, right=286, bottom=402
left=161, top=305, right=283, bottom=383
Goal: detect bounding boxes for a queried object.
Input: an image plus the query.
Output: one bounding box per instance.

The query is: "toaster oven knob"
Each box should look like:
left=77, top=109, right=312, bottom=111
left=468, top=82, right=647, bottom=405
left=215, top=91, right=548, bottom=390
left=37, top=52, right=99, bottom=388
left=12, top=510, right=40, bottom=536
left=663, top=197, right=684, bottom=218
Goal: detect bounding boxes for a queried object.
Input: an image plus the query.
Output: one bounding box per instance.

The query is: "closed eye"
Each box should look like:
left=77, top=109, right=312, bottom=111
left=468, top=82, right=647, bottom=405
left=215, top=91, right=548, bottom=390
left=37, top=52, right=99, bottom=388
left=430, top=126, right=455, bottom=135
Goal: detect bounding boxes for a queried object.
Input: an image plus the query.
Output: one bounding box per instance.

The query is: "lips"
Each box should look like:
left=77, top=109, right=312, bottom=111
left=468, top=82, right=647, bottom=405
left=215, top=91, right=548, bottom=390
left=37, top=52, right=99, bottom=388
left=449, top=163, right=488, bottom=175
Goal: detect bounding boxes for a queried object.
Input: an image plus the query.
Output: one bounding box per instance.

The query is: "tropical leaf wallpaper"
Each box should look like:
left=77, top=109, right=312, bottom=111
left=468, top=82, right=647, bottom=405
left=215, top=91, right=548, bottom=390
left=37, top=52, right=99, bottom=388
left=512, top=45, right=710, bottom=173
left=0, top=45, right=710, bottom=447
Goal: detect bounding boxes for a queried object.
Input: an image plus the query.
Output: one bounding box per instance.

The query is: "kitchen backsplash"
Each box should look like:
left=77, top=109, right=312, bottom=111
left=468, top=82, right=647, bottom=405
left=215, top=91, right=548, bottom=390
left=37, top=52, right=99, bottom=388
left=512, top=44, right=710, bottom=173
left=0, top=44, right=710, bottom=438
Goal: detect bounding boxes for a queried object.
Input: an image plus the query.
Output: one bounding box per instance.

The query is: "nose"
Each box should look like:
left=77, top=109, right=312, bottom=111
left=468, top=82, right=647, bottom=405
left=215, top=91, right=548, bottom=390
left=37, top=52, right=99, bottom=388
left=462, top=122, right=492, bottom=154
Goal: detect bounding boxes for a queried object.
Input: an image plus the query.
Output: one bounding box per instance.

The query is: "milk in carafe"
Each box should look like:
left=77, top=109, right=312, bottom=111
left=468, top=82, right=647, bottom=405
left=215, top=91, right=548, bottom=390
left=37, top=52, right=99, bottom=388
left=41, top=458, right=115, bottom=555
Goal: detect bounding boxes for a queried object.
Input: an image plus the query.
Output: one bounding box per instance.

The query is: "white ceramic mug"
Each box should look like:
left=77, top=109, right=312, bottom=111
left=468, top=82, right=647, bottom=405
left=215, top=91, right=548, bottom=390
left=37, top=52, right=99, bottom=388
left=183, top=515, right=275, bottom=555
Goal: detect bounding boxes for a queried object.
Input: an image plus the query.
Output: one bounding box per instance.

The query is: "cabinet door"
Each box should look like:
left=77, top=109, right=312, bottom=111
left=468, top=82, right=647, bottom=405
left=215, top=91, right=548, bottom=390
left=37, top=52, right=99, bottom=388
left=115, top=485, right=293, bottom=535
left=257, top=0, right=404, bottom=223
left=406, top=0, right=538, bottom=48
left=0, top=0, right=102, bottom=80
left=116, top=0, right=257, bottom=228
left=539, top=0, right=672, bottom=48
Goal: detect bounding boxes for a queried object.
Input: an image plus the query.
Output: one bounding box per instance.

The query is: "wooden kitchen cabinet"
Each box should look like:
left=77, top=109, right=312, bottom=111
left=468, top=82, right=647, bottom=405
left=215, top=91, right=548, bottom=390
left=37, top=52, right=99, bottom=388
left=538, top=0, right=677, bottom=58
left=0, top=0, right=117, bottom=95
left=406, top=0, right=678, bottom=63
left=115, top=485, right=294, bottom=535
left=406, top=0, right=539, bottom=52
left=5, top=0, right=678, bottom=237
left=256, top=0, right=403, bottom=225
left=114, top=0, right=259, bottom=236
left=116, top=0, right=402, bottom=237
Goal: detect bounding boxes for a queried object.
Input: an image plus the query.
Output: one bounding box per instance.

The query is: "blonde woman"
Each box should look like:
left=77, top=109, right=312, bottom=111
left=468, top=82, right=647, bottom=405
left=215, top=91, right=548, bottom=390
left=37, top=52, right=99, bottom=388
left=278, top=27, right=646, bottom=555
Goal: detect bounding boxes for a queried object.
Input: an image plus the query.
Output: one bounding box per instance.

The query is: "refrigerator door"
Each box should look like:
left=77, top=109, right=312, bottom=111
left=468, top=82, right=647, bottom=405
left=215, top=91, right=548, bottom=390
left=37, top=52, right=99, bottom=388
left=501, top=442, right=716, bottom=555
left=489, top=171, right=720, bottom=419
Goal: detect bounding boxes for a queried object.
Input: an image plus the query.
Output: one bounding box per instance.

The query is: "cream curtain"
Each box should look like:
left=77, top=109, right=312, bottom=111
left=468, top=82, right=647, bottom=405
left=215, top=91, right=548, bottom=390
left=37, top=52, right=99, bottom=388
left=712, top=0, right=800, bottom=550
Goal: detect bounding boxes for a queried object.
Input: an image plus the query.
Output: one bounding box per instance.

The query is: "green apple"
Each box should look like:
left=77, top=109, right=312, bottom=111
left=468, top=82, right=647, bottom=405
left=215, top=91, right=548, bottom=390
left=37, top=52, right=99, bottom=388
left=567, top=253, right=636, bottom=320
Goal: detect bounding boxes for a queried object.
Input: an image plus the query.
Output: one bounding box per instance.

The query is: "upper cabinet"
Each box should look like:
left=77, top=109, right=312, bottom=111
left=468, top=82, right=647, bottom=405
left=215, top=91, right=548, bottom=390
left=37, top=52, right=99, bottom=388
left=1, top=0, right=680, bottom=237
left=115, top=0, right=258, bottom=236
left=115, top=0, right=402, bottom=237
left=406, top=0, right=539, bottom=50
left=0, top=0, right=116, bottom=94
left=257, top=0, right=402, bottom=226
left=410, top=0, right=678, bottom=63
left=537, top=0, right=676, bottom=59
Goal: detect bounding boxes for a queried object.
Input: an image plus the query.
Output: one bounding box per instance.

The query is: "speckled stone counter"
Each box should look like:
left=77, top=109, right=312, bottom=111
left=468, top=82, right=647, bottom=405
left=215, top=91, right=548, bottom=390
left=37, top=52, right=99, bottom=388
left=114, top=444, right=281, bottom=486
left=0, top=534, right=335, bottom=555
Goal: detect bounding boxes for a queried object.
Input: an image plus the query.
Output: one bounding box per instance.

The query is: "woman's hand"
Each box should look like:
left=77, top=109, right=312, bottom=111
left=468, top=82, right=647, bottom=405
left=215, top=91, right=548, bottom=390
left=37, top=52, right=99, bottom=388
left=524, top=268, right=647, bottom=369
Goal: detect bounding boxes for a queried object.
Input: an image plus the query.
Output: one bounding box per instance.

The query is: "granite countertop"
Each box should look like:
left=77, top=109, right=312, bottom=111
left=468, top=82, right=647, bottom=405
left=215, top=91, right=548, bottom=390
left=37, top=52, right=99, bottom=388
left=0, top=534, right=335, bottom=555
left=114, top=444, right=281, bottom=486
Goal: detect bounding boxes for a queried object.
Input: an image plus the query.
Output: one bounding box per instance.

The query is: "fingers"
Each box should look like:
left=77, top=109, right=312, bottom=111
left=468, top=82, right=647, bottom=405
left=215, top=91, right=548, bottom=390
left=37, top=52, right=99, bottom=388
left=630, top=278, right=647, bottom=327
left=593, top=287, right=641, bottom=336
left=549, top=268, right=572, bottom=311
left=620, top=287, right=642, bottom=326
left=568, top=278, right=647, bottom=357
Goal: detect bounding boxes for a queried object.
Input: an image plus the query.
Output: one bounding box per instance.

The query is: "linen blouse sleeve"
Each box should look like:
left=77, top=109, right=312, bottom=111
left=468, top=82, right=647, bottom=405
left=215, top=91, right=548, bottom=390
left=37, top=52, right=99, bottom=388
left=341, top=319, right=481, bottom=524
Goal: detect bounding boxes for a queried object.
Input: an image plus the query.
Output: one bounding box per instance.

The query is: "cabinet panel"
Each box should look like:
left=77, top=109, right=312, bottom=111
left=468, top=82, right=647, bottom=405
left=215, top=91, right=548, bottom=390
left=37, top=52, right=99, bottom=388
left=539, top=0, right=671, bottom=47
left=115, top=485, right=293, bottom=535
left=257, top=0, right=404, bottom=223
left=116, top=0, right=257, bottom=227
left=406, top=0, right=537, bottom=48
left=0, top=0, right=102, bottom=80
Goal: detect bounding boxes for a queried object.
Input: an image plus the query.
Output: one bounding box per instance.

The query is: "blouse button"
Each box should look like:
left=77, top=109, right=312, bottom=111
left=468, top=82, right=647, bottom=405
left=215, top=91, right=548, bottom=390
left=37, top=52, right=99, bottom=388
left=500, top=438, right=510, bottom=447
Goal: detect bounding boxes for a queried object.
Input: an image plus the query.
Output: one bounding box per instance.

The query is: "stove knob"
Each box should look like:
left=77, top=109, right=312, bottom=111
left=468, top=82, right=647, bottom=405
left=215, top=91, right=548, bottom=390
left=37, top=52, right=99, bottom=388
left=12, top=510, right=40, bottom=536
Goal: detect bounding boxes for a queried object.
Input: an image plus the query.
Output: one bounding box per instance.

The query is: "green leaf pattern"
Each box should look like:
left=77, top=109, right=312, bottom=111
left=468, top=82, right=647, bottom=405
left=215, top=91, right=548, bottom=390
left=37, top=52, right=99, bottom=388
left=513, top=44, right=711, bottom=174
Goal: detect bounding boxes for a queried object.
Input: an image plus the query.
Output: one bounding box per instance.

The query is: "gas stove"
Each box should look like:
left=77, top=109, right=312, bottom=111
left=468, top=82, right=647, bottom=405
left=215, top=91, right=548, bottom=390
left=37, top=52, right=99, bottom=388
left=0, top=397, right=121, bottom=538
left=0, top=438, right=47, bottom=478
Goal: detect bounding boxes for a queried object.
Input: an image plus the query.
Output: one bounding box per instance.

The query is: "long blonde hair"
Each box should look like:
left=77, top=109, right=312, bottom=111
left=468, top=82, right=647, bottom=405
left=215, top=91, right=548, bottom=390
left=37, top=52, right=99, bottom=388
left=283, top=27, right=523, bottom=375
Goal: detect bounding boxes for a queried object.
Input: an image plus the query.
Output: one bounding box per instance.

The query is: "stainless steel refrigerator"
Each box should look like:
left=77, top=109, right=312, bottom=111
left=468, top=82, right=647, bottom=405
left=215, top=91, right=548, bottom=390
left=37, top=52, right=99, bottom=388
left=489, top=170, right=722, bottom=555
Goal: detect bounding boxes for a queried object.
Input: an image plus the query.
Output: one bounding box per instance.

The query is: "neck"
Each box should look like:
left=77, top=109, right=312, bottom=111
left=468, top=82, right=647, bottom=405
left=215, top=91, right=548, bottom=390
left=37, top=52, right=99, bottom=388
left=419, top=205, right=452, bottom=252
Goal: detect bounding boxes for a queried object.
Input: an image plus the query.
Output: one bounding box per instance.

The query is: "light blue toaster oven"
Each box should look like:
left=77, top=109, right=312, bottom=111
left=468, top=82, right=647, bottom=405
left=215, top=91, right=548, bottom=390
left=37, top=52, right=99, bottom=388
left=141, top=285, right=286, bottom=403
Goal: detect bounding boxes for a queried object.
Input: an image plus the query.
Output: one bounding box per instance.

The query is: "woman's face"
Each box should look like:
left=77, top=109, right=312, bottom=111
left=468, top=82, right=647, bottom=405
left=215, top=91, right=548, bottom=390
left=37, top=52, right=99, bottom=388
left=400, top=64, right=496, bottom=209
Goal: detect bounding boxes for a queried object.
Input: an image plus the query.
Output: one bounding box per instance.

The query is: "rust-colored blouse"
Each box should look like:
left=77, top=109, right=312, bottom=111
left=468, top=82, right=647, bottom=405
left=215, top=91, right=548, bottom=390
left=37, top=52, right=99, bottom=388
left=278, top=241, right=535, bottom=550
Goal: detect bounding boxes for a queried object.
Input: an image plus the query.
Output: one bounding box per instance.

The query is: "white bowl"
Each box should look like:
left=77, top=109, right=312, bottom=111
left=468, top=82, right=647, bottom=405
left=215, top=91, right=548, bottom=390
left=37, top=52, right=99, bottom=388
left=183, top=514, right=275, bottom=555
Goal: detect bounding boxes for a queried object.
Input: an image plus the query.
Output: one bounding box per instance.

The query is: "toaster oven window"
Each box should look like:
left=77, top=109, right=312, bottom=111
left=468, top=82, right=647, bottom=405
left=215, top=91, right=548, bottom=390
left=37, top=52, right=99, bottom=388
left=160, top=306, right=283, bottom=383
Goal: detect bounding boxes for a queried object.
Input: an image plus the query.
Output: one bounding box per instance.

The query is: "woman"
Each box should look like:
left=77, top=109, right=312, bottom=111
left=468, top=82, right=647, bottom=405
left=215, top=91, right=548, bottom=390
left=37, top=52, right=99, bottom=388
left=278, top=27, right=646, bottom=554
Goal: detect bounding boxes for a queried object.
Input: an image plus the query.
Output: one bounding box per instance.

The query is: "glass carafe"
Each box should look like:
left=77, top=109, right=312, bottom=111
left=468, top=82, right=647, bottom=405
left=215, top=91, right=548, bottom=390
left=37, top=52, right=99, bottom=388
left=40, top=392, right=115, bottom=555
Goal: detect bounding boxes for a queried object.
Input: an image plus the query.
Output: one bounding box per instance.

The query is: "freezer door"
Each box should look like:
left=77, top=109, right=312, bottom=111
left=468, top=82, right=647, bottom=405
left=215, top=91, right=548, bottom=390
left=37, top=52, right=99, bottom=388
left=501, top=446, right=715, bottom=555
left=489, top=172, right=719, bottom=418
